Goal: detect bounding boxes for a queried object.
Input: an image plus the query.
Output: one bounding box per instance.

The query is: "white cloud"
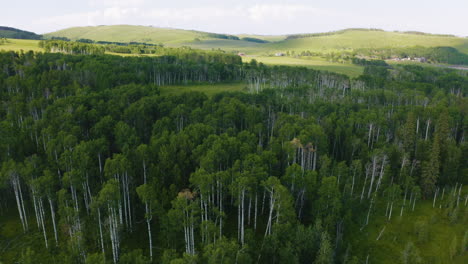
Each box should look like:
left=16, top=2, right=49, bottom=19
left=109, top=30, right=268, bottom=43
left=88, top=0, right=147, bottom=7
left=30, top=4, right=346, bottom=34
left=247, top=4, right=324, bottom=21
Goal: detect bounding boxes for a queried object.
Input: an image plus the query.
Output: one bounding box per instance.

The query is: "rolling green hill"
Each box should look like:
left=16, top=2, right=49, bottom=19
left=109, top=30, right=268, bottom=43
left=0, top=26, right=42, bottom=40
left=46, top=26, right=468, bottom=55
left=45, top=25, right=206, bottom=45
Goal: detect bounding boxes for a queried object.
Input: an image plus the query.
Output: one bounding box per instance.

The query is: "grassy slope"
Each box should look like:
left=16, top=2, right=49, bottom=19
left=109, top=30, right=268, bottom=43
left=253, top=30, right=468, bottom=54
left=45, top=25, right=204, bottom=45
left=351, top=190, right=467, bottom=264
left=0, top=39, right=42, bottom=52
left=46, top=26, right=468, bottom=54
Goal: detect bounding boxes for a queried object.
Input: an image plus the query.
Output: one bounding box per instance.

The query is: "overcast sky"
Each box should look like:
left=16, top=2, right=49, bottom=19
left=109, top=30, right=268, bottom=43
left=3, top=0, right=468, bottom=36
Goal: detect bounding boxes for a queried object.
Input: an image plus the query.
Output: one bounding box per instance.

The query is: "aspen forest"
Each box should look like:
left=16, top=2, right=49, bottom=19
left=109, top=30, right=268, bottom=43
left=0, top=46, right=467, bottom=264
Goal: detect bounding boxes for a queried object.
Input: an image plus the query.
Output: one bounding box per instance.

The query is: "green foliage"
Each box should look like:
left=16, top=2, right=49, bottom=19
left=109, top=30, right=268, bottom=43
left=0, top=49, right=466, bottom=264
left=0, top=26, right=42, bottom=40
left=401, top=242, right=422, bottom=264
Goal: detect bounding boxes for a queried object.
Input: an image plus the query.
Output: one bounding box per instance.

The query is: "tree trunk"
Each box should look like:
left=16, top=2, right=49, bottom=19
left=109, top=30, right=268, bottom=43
left=49, top=198, right=58, bottom=245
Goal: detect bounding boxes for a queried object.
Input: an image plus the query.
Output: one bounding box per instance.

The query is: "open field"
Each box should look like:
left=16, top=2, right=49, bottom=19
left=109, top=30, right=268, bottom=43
left=0, top=39, right=42, bottom=52
left=242, top=56, right=364, bottom=77
left=351, top=188, right=468, bottom=264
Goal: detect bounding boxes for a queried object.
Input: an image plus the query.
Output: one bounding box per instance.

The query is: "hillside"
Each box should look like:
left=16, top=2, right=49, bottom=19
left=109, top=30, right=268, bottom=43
left=45, top=26, right=468, bottom=54
left=0, top=26, right=42, bottom=40
left=249, top=29, right=468, bottom=54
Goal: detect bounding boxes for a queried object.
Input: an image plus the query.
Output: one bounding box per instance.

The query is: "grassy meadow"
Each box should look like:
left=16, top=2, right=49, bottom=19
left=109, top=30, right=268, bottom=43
left=351, top=188, right=468, bottom=264
left=0, top=39, right=42, bottom=52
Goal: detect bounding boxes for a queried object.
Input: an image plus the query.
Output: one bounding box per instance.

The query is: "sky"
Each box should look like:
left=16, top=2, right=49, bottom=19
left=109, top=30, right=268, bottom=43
left=3, top=0, right=468, bottom=36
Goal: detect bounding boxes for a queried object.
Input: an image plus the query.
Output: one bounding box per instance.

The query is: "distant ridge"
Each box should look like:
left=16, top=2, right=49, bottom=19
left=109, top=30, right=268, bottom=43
left=285, top=28, right=458, bottom=40
left=0, top=26, right=42, bottom=40
left=44, top=25, right=468, bottom=54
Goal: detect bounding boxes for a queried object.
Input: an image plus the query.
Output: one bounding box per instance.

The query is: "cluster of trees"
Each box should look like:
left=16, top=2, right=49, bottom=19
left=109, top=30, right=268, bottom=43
left=240, top=37, right=269, bottom=43
left=355, top=46, right=468, bottom=65
left=206, top=33, right=240, bottom=40
left=0, top=50, right=466, bottom=263
left=39, top=40, right=105, bottom=55
left=351, top=58, right=388, bottom=67
left=286, top=28, right=384, bottom=40
left=269, top=47, right=467, bottom=66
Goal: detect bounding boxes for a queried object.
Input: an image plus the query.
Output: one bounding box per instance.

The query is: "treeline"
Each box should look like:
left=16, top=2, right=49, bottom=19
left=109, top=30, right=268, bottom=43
left=286, top=28, right=384, bottom=40
left=49, top=37, right=162, bottom=47
left=0, top=50, right=466, bottom=263
left=39, top=40, right=105, bottom=55
left=206, top=33, right=240, bottom=40
left=280, top=46, right=468, bottom=66
left=355, top=46, right=468, bottom=65
left=352, top=58, right=388, bottom=66
left=240, top=37, right=269, bottom=43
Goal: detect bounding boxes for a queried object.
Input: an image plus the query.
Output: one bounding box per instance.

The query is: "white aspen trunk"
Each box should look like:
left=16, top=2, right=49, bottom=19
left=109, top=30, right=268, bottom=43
left=98, top=208, right=105, bottom=254
left=375, top=156, right=387, bottom=194
left=457, top=185, right=462, bottom=207
left=48, top=198, right=58, bottom=245
left=39, top=199, right=48, bottom=248
left=400, top=191, right=407, bottom=218
left=254, top=193, right=258, bottom=230
left=416, top=118, right=420, bottom=134
left=368, top=123, right=373, bottom=147
left=190, top=214, right=195, bottom=254
left=360, top=166, right=370, bottom=202
left=184, top=221, right=189, bottom=254
left=126, top=173, right=132, bottom=230
left=17, top=178, right=28, bottom=230
left=365, top=198, right=374, bottom=226
left=433, top=188, right=438, bottom=208
left=248, top=196, right=251, bottom=226
left=261, top=189, right=266, bottom=214
left=412, top=197, right=417, bottom=211
left=425, top=119, right=431, bottom=141
left=388, top=202, right=393, bottom=220
left=237, top=192, right=241, bottom=242
left=313, top=148, right=317, bottom=171
left=376, top=226, right=386, bottom=241
left=13, top=180, right=26, bottom=231
left=32, top=192, right=41, bottom=228
left=219, top=182, right=223, bottom=238
left=264, top=190, right=275, bottom=237
left=367, top=156, right=378, bottom=199
left=98, top=154, right=102, bottom=175
left=146, top=210, right=153, bottom=261
left=241, top=189, right=245, bottom=245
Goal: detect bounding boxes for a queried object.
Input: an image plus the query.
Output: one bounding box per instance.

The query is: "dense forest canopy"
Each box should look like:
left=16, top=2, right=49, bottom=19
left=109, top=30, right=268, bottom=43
left=0, top=48, right=466, bottom=264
